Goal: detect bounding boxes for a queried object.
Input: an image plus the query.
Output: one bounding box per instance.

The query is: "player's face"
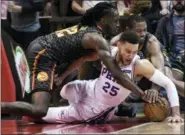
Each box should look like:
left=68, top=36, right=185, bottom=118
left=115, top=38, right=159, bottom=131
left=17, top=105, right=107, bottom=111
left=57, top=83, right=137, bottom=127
left=118, top=42, right=139, bottom=66
left=135, top=22, right=147, bottom=41
left=102, top=10, right=120, bottom=37
left=172, top=0, right=185, bottom=13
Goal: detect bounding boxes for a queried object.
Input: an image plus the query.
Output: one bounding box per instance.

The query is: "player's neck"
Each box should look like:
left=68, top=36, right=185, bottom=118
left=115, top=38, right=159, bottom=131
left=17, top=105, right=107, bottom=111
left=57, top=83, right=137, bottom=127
left=116, top=52, right=124, bottom=66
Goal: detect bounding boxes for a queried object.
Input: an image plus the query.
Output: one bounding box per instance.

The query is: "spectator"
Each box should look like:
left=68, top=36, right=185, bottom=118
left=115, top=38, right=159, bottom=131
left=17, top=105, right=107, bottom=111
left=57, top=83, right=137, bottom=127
left=72, top=0, right=112, bottom=15
left=116, top=0, right=132, bottom=16
left=51, top=0, right=82, bottom=30
left=44, top=0, right=51, bottom=16
left=155, top=0, right=184, bottom=111
left=1, top=0, right=8, bottom=20
left=7, top=0, right=44, bottom=50
left=1, top=0, right=10, bottom=32
left=129, top=0, right=171, bottom=34
left=160, top=0, right=171, bottom=15
left=142, top=0, right=170, bottom=33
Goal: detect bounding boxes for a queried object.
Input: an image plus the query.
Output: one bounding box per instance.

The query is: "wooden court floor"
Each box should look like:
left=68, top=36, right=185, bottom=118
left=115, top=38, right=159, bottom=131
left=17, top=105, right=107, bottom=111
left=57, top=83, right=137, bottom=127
left=1, top=114, right=184, bottom=134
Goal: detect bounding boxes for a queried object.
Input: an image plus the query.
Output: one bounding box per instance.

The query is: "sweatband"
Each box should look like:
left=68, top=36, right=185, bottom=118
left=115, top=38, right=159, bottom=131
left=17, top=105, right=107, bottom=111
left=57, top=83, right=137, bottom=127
left=149, top=70, right=179, bottom=107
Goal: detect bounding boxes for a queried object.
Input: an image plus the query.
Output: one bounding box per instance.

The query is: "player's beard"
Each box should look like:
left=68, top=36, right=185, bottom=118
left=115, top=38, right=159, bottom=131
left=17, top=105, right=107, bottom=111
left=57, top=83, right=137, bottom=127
left=173, top=3, right=185, bottom=14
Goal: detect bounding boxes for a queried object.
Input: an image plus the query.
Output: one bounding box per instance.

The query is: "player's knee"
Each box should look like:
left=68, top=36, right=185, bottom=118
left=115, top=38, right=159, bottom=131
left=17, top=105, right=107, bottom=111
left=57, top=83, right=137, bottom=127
left=60, top=82, right=76, bottom=99
left=60, top=83, right=71, bottom=99
left=33, top=105, right=48, bottom=117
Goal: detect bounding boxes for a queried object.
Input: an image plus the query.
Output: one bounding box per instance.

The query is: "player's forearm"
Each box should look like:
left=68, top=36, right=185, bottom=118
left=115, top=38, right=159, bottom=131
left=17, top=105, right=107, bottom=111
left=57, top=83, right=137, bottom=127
left=149, top=70, right=179, bottom=107
left=116, top=73, right=144, bottom=97
left=150, top=72, right=181, bottom=116
left=150, top=54, right=165, bottom=90
left=1, top=102, right=38, bottom=117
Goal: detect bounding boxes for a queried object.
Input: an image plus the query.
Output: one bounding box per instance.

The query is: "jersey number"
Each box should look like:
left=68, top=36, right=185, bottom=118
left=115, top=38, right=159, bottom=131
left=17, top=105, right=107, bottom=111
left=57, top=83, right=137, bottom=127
left=102, top=82, right=119, bottom=96
left=55, top=25, right=78, bottom=37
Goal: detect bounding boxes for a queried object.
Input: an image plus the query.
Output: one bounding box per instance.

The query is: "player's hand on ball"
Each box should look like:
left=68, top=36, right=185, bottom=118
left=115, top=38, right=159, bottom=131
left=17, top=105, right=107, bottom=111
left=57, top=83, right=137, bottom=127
left=156, top=96, right=168, bottom=107
left=165, top=115, right=184, bottom=123
left=142, top=89, right=159, bottom=103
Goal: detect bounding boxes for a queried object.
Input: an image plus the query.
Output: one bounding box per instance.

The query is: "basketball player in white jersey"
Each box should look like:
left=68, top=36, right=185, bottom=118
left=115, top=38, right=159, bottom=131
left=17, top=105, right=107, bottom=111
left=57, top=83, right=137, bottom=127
left=41, top=31, right=183, bottom=124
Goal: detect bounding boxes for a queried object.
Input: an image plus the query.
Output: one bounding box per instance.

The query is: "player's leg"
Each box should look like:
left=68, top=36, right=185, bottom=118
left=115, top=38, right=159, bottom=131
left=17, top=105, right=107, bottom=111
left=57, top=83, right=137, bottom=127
left=42, top=80, right=90, bottom=123
left=60, top=80, right=87, bottom=104
left=1, top=92, right=51, bottom=118
left=41, top=105, right=83, bottom=124
left=1, top=41, right=55, bottom=118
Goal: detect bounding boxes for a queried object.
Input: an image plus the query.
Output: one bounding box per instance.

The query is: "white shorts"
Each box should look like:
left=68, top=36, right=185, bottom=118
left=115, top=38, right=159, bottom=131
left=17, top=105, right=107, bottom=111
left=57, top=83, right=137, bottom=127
left=42, top=80, right=116, bottom=124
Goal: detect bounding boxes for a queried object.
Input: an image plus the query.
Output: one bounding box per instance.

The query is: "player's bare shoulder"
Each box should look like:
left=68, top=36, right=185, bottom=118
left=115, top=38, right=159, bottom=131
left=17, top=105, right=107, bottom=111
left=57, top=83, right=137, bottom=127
left=82, top=32, right=108, bottom=50
left=134, top=59, right=155, bottom=76
left=135, top=59, right=153, bottom=68
left=148, top=34, right=159, bottom=44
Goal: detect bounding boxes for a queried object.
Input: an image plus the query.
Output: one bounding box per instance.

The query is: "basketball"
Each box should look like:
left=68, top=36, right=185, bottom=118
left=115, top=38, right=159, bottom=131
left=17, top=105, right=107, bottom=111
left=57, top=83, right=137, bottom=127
left=144, top=98, right=170, bottom=122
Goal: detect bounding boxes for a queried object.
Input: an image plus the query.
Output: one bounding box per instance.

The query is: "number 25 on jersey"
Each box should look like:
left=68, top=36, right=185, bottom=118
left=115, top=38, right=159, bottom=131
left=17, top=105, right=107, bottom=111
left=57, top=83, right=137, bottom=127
left=102, top=82, right=120, bottom=96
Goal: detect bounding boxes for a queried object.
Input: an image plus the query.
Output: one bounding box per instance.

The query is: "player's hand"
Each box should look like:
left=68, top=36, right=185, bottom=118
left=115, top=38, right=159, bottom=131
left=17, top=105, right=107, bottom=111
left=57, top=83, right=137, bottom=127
left=142, top=89, right=159, bottom=103
left=165, top=115, right=184, bottom=123
left=167, top=122, right=184, bottom=133
left=156, top=96, right=168, bottom=107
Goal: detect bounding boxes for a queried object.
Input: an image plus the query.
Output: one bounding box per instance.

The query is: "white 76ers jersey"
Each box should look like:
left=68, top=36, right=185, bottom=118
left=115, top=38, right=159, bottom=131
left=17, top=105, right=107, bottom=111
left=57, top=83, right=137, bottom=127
left=94, top=46, right=140, bottom=107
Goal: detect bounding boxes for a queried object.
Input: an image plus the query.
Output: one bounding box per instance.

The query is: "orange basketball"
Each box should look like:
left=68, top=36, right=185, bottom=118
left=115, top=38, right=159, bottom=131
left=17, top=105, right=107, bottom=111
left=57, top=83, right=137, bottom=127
left=144, top=98, right=170, bottom=122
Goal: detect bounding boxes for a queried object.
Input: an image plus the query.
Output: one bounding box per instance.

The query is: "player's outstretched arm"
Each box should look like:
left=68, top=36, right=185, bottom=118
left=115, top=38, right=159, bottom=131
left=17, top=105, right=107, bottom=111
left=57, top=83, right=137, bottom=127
left=82, top=32, right=144, bottom=97
left=135, top=59, right=183, bottom=122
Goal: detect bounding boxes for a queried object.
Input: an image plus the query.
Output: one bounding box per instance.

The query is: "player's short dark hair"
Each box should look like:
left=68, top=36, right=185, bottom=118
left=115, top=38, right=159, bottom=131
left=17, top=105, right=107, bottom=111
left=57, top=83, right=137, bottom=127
left=79, top=2, right=116, bottom=27
left=120, top=30, right=139, bottom=44
left=127, top=15, right=146, bottom=29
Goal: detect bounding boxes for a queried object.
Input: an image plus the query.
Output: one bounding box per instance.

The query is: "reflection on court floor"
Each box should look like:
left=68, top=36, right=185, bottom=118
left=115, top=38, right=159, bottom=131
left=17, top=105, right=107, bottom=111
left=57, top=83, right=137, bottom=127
left=1, top=114, right=184, bottom=134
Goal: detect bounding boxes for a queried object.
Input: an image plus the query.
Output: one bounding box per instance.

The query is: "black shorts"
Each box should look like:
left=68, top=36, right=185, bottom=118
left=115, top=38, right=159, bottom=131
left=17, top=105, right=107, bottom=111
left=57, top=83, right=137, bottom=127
left=26, top=40, right=56, bottom=94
